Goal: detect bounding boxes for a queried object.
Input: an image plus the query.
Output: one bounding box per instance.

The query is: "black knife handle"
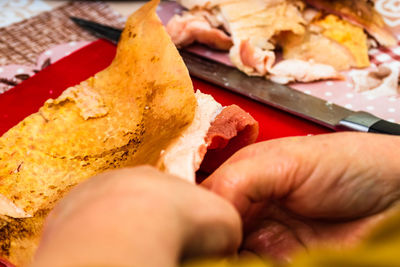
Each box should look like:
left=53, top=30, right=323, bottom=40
left=339, top=112, right=400, bottom=135
left=369, top=120, right=400, bottom=135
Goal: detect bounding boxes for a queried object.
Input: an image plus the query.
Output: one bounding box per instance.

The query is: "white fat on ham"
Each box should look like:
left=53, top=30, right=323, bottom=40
left=166, top=12, right=232, bottom=50
left=220, top=0, right=305, bottom=77
left=269, top=59, right=342, bottom=84
left=230, top=39, right=275, bottom=76
left=161, top=91, right=223, bottom=183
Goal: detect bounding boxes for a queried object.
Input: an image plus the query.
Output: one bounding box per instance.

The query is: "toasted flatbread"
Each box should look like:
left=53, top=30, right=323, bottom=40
left=0, top=0, right=196, bottom=265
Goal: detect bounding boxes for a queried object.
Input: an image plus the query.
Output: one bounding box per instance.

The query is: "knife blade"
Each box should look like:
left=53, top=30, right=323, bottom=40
left=71, top=16, right=400, bottom=135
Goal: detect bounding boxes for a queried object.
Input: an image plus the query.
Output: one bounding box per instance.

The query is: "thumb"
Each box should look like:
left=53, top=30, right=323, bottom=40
left=180, top=184, right=243, bottom=258
left=202, top=137, right=308, bottom=216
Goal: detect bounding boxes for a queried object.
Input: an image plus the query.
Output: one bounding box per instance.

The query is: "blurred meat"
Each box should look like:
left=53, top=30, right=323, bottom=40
left=278, top=30, right=356, bottom=71
left=177, top=0, right=232, bottom=10
left=200, top=105, right=259, bottom=174
left=166, top=12, right=233, bottom=50
left=220, top=0, right=305, bottom=76
left=217, top=0, right=290, bottom=23
left=351, top=62, right=400, bottom=97
left=170, top=0, right=307, bottom=80
left=304, top=0, right=397, bottom=47
left=170, top=0, right=395, bottom=84
left=279, top=12, right=370, bottom=70
left=314, top=14, right=370, bottom=68
left=232, top=39, right=275, bottom=76
left=269, top=59, right=342, bottom=84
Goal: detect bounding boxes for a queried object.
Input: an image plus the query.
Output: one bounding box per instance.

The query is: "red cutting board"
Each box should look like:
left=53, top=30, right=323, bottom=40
left=0, top=38, right=331, bottom=267
left=0, top=39, right=330, bottom=140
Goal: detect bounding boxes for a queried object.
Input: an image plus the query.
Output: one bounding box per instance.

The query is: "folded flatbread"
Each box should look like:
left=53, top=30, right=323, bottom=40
left=0, top=1, right=259, bottom=265
left=0, top=0, right=198, bottom=265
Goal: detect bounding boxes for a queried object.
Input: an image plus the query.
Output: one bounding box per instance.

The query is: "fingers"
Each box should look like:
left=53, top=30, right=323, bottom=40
left=32, top=166, right=241, bottom=267
left=202, top=135, right=316, bottom=216
left=203, top=132, right=400, bottom=219
left=174, top=174, right=243, bottom=258
left=241, top=219, right=306, bottom=263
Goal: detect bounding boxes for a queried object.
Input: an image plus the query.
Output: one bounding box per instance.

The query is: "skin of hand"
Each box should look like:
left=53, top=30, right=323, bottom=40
left=30, top=166, right=242, bottom=267
left=202, top=132, right=400, bottom=263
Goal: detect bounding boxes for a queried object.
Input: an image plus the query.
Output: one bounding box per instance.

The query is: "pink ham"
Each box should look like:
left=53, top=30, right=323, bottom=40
left=199, top=104, right=259, bottom=176
left=160, top=92, right=258, bottom=183
left=166, top=12, right=233, bottom=51
left=238, top=39, right=276, bottom=76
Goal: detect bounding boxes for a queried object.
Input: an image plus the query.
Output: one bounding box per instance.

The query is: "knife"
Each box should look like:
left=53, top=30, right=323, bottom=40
left=71, top=17, right=400, bottom=135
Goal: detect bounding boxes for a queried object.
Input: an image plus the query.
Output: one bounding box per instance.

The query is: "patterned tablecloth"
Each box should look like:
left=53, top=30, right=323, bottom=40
left=0, top=0, right=145, bottom=28
left=0, top=0, right=146, bottom=92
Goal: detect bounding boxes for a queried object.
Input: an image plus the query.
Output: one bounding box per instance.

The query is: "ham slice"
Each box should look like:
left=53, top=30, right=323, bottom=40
left=161, top=91, right=223, bottom=183
left=231, top=39, right=275, bottom=76
left=200, top=104, right=259, bottom=174
left=278, top=28, right=357, bottom=71
left=166, top=12, right=233, bottom=50
left=269, top=59, right=343, bottom=84
left=161, top=92, right=259, bottom=183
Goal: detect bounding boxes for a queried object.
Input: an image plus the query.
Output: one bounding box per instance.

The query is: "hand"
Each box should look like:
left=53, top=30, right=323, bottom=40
left=31, top=166, right=241, bottom=267
left=203, top=132, right=400, bottom=262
